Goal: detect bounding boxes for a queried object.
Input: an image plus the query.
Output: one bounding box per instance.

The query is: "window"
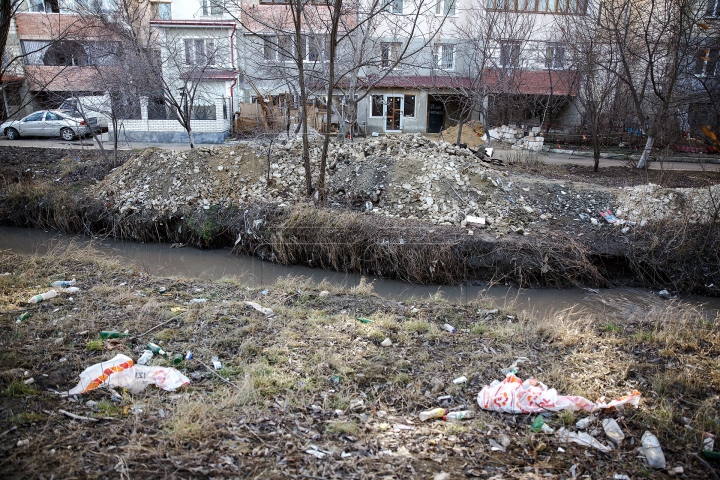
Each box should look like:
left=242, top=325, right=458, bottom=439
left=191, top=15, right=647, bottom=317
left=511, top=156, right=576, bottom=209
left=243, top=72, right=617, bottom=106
left=184, top=38, right=216, bottom=65
left=707, top=0, right=719, bottom=17
left=371, top=95, right=384, bottom=117
left=404, top=95, right=415, bottom=117
left=303, top=35, right=329, bottom=62
left=435, top=0, right=455, bottom=15
left=381, top=42, right=401, bottom=68
left=385, top=0, right=402, bottom=13
left=192, top=104, right=216, bottom=120
left=201, top=0, right=223, bottom=15
left=545, top=44, right=565, bottom=69
left=45, top=112, right=63, bottom=121
left=151, top=2, right=171, bottom=19
left=29, top=0, right=59, bottom=12
left=433, top=44, right=454, bottom=70
left=25, top=112, right=44, bottom=122
left=695, top=48, right=718, bottom=76
left=264, top=36, right=294, bottom=62
left=486, top=0, right=587, bottom=13
left=500, top=41, right=521, bottom=67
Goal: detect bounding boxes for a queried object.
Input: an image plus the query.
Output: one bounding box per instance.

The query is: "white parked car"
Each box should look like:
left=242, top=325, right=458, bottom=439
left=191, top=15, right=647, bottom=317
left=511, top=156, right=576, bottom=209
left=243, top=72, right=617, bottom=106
left=1, top=109, right=91, bottom=141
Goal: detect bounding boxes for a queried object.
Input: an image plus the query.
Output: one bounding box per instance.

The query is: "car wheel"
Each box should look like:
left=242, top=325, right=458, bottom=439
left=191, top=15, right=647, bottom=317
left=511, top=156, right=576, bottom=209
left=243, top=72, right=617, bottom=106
left=5, top=128, right=19, bottom=140
left=60, top=128, right=75, bottom=141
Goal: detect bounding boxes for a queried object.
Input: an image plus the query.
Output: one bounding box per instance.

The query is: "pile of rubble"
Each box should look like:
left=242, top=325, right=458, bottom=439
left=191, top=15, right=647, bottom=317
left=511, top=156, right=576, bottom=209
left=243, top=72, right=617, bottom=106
left=489, top=125, right=545, bottom=152
left=91, top=134, right=719, bottom=237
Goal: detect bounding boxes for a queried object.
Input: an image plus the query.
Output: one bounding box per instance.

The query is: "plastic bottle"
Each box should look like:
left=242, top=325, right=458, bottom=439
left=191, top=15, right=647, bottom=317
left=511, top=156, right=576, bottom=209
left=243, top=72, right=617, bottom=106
left=419, top=408, right=447, bottom=421
left=444, top=410, right=475, bottom=421
left=602, top=418, right=625, bottom=445
left=137, top=350, right=153, bottom=365
left=146, top=342, right=167, bottom=356
left=50, top=279, right=76, bottom=288
left=101, top=331, right=131, bottom=339
left=211, top=356, right=222, bottom=370
left=641, top=431, right=666, bottom=468
left=16, top=312, right=30, bottom=323
left=443, top=323, right=456, bottom=333
left=27, top=290, right=57, bottom=304
left=530, top=415, right=546, bottom=432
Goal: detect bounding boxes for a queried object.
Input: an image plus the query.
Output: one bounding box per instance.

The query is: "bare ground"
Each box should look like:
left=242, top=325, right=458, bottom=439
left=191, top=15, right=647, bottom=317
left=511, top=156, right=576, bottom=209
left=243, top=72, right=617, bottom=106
left=0, top=245, right=719, bottom=478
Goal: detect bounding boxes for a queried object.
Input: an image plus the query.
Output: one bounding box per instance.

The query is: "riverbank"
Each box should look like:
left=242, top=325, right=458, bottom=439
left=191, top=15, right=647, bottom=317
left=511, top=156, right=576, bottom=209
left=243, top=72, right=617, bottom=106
left=1, top=246, right=719, bottom=478
left=0, top=141, right=719, bottom=294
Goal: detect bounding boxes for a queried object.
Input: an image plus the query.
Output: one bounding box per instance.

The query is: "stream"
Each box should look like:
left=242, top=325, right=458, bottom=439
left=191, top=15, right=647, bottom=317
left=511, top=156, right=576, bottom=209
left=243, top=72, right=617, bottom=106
left=2, top=226, right=719, bottom=320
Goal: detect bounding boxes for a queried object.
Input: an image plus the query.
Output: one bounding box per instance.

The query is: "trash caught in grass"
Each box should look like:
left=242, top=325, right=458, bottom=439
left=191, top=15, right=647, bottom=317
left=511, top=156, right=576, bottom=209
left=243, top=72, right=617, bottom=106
left=244, top=300, right=274, bottom=317
left=556, top=427, right=613, bottom=452
left=27, top=290, right=57, bottom=304
left=67, top=354, right=190, bottom=395
left=641, top=431, right=666, bottom=468
left=477, top=373, right=641, bottom=413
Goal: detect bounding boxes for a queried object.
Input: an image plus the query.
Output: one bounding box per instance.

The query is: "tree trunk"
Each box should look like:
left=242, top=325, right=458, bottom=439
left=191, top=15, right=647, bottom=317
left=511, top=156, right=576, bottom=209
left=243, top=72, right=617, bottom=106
left=318, top=0, right=341, bottom=202
left=187, top=127, right=195, bottom=149
left=593, top=136, right=600, bottom=172
left=636, top=136, right=654, bottom=169
left=455, top=120, right=464, bottom=146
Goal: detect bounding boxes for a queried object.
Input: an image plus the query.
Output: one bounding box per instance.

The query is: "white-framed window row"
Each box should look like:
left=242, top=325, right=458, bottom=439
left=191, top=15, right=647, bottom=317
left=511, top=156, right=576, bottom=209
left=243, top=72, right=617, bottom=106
left=184, top=38, right=217, bottom=66
left=150, top=0, right=171, bottom=19
left=263, top=35, right=330, bottom=63
left=695, top=47, right=718, bottom=77
left=29, top=0, right=117, bottom=13
left=499, top=40, right=521, bottom=68
left=380, top=41, right=403, bottom=69
left=435, top=0, right=455, bottom=16
left=369, top=94, right=416, bottom=118
left=433, top=44, right=455, bottom=70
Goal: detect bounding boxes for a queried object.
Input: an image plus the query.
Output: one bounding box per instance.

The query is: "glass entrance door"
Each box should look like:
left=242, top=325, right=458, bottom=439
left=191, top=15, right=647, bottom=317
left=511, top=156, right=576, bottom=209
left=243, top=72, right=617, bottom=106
left=384, top=96, right=402, bottom=132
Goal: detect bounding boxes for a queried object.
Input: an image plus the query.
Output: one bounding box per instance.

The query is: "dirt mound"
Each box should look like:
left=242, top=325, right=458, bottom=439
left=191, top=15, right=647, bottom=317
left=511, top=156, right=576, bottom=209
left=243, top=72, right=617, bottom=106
left=438, top=121, right=486, bottom=148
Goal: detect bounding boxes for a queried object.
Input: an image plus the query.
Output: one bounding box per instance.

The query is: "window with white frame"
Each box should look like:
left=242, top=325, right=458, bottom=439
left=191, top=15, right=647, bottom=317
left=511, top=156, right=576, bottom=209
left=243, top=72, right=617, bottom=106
left=433, top=44, right=454, bottom=70
left=435, top=0, right=455, bottom=15
left=151, top=1, right=171, bottom=19
left=303, top=35, right=330, bottom=62
left=29, top=0, right=59, bottom=12
left=695, top=47, right=718, bottom=76
left=184, top=38, right=216, bottom=65
left=381, top=42, right=401, bottom=68
left=201, top=0, right=223, bottom=15
left=263, top=36, right=293, bottom=62
left=500, top=40, right=521, bottom=67
left=545, top=43, right=565, bottom=69
left=707, top=0, right=720, bottom=17
left=385, top=0, right=402, bottom=13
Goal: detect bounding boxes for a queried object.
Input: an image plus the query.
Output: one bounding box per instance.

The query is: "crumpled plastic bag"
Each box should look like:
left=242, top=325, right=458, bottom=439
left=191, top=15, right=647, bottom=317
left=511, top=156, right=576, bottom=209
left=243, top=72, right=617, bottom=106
left=245, top=301, right=274, bottom=317
left=556, top=427, right=613, bottom=452
left=477, top=373, right=641, bottom=414
left=68, top=354, right=190, bottom=395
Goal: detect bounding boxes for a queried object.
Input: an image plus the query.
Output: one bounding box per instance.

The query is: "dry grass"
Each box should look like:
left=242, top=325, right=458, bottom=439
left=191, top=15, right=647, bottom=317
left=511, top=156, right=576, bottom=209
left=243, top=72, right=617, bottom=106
left=0, top=247, right=719, bottom=478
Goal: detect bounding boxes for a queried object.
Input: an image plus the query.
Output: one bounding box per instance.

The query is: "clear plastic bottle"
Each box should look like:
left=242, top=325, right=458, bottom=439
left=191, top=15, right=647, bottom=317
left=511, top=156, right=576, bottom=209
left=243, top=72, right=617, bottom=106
left=443, top=323, right=456, bottom=333
left=602, top=418, right=625, bottom=445
left=50, top=279, right=76, bottom=288
left=27, top=290, right=57, bottom=304
left=137, top=350, right=153, bottom=365
left=419, top=408, right=447, bottom=421
left=641, top=431, right=666, bottom=468
left=444, top=410, right=475, bottom=421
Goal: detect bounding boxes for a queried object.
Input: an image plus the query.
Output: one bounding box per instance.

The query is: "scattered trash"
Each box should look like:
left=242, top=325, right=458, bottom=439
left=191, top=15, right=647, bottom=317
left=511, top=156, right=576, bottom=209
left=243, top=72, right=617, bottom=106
left=319, top=290, right=329, bottom=297
left=27, top=290, right=57, bottom=304
left=419, top=408, right=447, bottom=421
left=556, top=427, right=613, bottom=452
left=613, top=475, right=631, bottom=480
left=50, top=279, right=76, bottom=288
left=478, top=308, right=498, bottom=316
left=575, top=414, right=596, bottom=429
left=100, top=331, right=131, bottom=339
left=602, top=418, right=625, bottom=445
left=23, top=378, right=34, bottom=385
left=443, top=323, right=456, bottom=333
left=189, top=298, right=207, bottom=304
left=503, top=357, right=529, bottom=375
left=305, top=445, right=331, bottom=459
left=356, top=317, right=373, bottom=324
left=211, top=356, right=222, bottom=370
left=437, top=395, right=453, bottom=405
left=465, top=215, right=486, bottom=227
left=599, top=209, right=618, bottom=224
left=146, top=342, right=167, bottom=356
left=244, top=300, right=274, bottom=317
left=185, top=351, right=193, bottom=360
left=530, top=415, right=554, bottom=433
left=453, top=376, right=467, bottom=384
left=444, top=410, right=474, bottom=421
left=260, top=289, right=269, bottom=295
left=17, top=439, right=30, bottom=447
left=393, top=424, right=415, bottom=431
left=172, top=353, right=183, bottom=365
left=434, top=472, right=450, bottom=480
left=657, top=289, right=672, bottom=299
left=477, top=373, right=641, bottom=413
left=488, top=438, right=506, bottom=452
left=349, top=398, right=365, bottom=411
left=67, top=354, right=190, bottom=395
left=557, top=447, right=565, bottom=453
left=16, top=312, right=30, bottom=323
left=380, top=337, right=392, bottom=347
left=641, top=431, right=666, bottom=468
left=137, top=350, right=153, bottom=365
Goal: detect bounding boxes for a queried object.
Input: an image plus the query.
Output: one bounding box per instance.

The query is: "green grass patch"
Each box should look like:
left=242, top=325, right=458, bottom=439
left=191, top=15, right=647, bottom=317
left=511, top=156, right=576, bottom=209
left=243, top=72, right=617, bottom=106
left=86, top=339, right=104, bottom=351
left=3, top=380, right=37, bottom=397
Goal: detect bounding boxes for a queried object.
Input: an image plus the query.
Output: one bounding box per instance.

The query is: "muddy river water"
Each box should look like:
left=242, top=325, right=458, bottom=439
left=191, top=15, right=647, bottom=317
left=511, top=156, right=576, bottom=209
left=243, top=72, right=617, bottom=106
left=2, top=226, right=719, bottom=319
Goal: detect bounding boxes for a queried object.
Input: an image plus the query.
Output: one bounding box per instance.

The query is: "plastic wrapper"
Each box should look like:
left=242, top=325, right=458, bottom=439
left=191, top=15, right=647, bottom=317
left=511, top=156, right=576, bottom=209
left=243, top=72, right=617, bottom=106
left=477, top=373, right=640, bottom=414
left=68, top=354, right=190, bottom=395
